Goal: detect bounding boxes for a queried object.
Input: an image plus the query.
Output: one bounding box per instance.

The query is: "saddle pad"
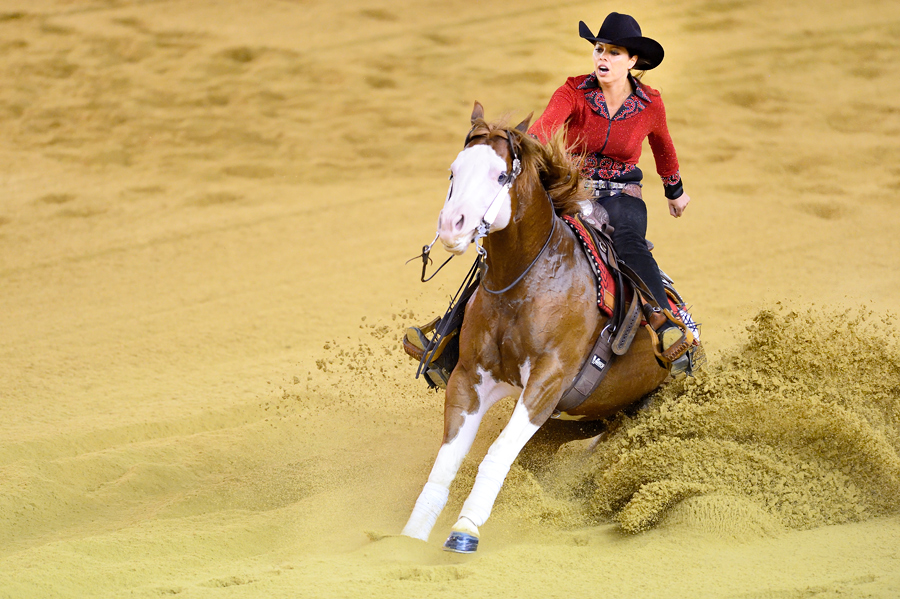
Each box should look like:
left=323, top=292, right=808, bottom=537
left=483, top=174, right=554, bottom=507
left=562, top=214, right=615, bottom=317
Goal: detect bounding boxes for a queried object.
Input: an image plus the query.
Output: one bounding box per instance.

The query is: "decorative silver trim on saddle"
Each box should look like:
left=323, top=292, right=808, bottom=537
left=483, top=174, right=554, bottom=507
left=578, top=199, right=611, bottom=233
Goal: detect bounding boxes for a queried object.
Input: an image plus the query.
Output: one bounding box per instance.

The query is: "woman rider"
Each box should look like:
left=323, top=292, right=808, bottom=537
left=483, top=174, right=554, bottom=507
left=527, top=11, right=693, bottom=363
left=406, top=12, right=693, bottom=384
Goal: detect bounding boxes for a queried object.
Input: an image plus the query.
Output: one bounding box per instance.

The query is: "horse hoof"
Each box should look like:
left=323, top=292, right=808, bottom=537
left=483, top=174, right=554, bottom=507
left=443, top=531, right=479, bottom=553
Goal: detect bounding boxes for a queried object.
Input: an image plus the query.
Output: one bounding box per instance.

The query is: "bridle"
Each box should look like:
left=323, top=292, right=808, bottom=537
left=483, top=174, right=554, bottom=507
left=412, top=125, right=556, bottom=294
left=460, top=126, right=523, bottom=260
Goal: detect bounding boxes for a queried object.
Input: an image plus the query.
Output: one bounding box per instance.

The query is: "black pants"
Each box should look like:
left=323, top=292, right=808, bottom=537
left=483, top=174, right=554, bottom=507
left=599, top=193, right=670, bottom=312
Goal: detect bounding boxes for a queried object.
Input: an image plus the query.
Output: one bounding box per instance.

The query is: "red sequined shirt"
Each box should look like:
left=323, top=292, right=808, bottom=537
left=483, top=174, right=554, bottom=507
left=529, top=73, right=684, bottom=199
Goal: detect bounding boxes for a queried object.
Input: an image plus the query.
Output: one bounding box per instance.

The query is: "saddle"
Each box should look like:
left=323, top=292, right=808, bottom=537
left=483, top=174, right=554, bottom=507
left=556, top=206, right=637, bottom=415
left=555, top=200, right=701, bottom=417
left=562, top=200, right=649, bottom=358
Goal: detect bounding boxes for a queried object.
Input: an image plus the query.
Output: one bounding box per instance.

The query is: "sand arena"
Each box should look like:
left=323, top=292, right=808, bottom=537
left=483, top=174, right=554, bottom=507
left=1, top=0, right=899, bottom=597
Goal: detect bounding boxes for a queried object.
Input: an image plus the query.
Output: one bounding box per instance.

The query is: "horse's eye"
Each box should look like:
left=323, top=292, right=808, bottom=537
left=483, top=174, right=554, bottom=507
left=498, top=173, right=508, bottom=185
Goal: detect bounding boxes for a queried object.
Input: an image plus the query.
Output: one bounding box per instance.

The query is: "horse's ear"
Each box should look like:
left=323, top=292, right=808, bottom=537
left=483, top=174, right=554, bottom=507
left=471, top=101, right=484, bottom=124
left=515, top=112, right=533, bottom=134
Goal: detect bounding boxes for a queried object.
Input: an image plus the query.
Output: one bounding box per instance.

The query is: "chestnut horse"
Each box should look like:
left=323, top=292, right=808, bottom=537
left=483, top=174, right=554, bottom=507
left=401, top=103, right=672, bottom=553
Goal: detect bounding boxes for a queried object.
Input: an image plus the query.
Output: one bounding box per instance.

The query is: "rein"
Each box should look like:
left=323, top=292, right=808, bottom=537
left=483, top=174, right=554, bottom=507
left=480, top=208, right=556, bottom=295
left=409, top=231, right=454, bottom=283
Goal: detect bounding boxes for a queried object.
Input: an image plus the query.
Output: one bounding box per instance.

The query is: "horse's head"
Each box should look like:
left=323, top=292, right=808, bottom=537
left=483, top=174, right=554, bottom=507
left=437, top=102, right=532, bottom=255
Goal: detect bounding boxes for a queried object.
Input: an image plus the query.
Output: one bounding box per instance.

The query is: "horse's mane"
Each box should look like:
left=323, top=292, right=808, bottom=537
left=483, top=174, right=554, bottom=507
left=468, top=118, right=589, bottom=216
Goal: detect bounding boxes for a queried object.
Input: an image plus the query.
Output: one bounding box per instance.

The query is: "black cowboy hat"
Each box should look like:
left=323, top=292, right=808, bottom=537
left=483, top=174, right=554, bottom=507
left=579, top=12, right=664, bottom=70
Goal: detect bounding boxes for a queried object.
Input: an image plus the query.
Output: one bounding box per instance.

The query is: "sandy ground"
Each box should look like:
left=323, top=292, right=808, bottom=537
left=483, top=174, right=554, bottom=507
left=1, top=0, right=899, bottom=597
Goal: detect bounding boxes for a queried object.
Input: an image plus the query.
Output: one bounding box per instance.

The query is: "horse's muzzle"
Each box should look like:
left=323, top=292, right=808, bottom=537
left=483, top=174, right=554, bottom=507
left=440, top=235, right=471, bottom=255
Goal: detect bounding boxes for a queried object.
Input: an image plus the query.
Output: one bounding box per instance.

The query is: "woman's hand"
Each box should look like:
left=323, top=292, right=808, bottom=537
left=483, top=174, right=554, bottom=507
left=668, top=193, right=691, bottom=218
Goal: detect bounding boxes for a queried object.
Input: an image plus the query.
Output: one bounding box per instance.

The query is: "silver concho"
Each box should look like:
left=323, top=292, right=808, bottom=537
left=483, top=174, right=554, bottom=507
left=578, top=200, right=593, bottom=216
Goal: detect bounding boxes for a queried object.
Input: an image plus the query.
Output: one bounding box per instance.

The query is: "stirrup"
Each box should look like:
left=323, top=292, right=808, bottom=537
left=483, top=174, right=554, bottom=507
left=402, top=317, right=439, bottom=361
left=645, top=308, right=694, bottom=368
left=402, top=317, right=458, bottom=362
left=401, top=317, right=459, bottom=389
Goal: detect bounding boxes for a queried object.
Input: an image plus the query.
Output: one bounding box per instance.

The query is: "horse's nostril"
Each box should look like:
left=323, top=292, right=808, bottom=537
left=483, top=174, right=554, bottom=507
left=455, top=215, right=465, bottom=231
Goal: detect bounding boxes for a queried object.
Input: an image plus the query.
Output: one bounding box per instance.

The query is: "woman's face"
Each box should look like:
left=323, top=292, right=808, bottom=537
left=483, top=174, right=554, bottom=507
left=592, top=43, right=638, bottom=85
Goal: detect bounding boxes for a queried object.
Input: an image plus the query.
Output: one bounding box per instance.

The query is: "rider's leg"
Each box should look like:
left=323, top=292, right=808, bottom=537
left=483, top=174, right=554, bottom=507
left=600, top=194, right=669, bottom=309
left=600, top=193, right=692, bottom=361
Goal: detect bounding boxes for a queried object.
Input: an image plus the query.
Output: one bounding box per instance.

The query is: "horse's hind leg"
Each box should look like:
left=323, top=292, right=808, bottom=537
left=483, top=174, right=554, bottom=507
left=517, top=418, right=609, bottom=473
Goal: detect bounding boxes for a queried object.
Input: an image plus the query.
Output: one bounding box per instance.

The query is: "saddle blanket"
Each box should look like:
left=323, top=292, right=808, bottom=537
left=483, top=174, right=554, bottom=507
left=562, top=214, right=615, bottom=317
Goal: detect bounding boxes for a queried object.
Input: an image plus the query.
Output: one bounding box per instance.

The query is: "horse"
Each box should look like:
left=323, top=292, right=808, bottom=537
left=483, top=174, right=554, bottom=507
left=401, top=102, right=679, bottom=553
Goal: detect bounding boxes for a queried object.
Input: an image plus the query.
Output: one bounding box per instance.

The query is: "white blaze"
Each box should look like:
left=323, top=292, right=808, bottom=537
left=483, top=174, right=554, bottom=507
left=438, top=145, right=513, bottom=255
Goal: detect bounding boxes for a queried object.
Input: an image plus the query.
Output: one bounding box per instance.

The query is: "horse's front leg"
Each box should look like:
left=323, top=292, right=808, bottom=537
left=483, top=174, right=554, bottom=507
left=444, top=368, right=560, bottom=553
left=402, top=368, right=515, bottom=542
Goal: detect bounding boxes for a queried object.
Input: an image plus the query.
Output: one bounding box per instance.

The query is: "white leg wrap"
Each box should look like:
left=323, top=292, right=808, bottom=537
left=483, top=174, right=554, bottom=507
left=402, top=482, right=450, bottom=541
left=457, top=400, right=540, bottom=527
left=458, top=453, right=512, bottom=527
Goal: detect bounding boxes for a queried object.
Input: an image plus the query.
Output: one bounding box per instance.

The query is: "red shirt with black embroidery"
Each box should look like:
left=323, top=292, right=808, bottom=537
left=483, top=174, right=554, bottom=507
left=529, top=73, right=684, bottom=199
